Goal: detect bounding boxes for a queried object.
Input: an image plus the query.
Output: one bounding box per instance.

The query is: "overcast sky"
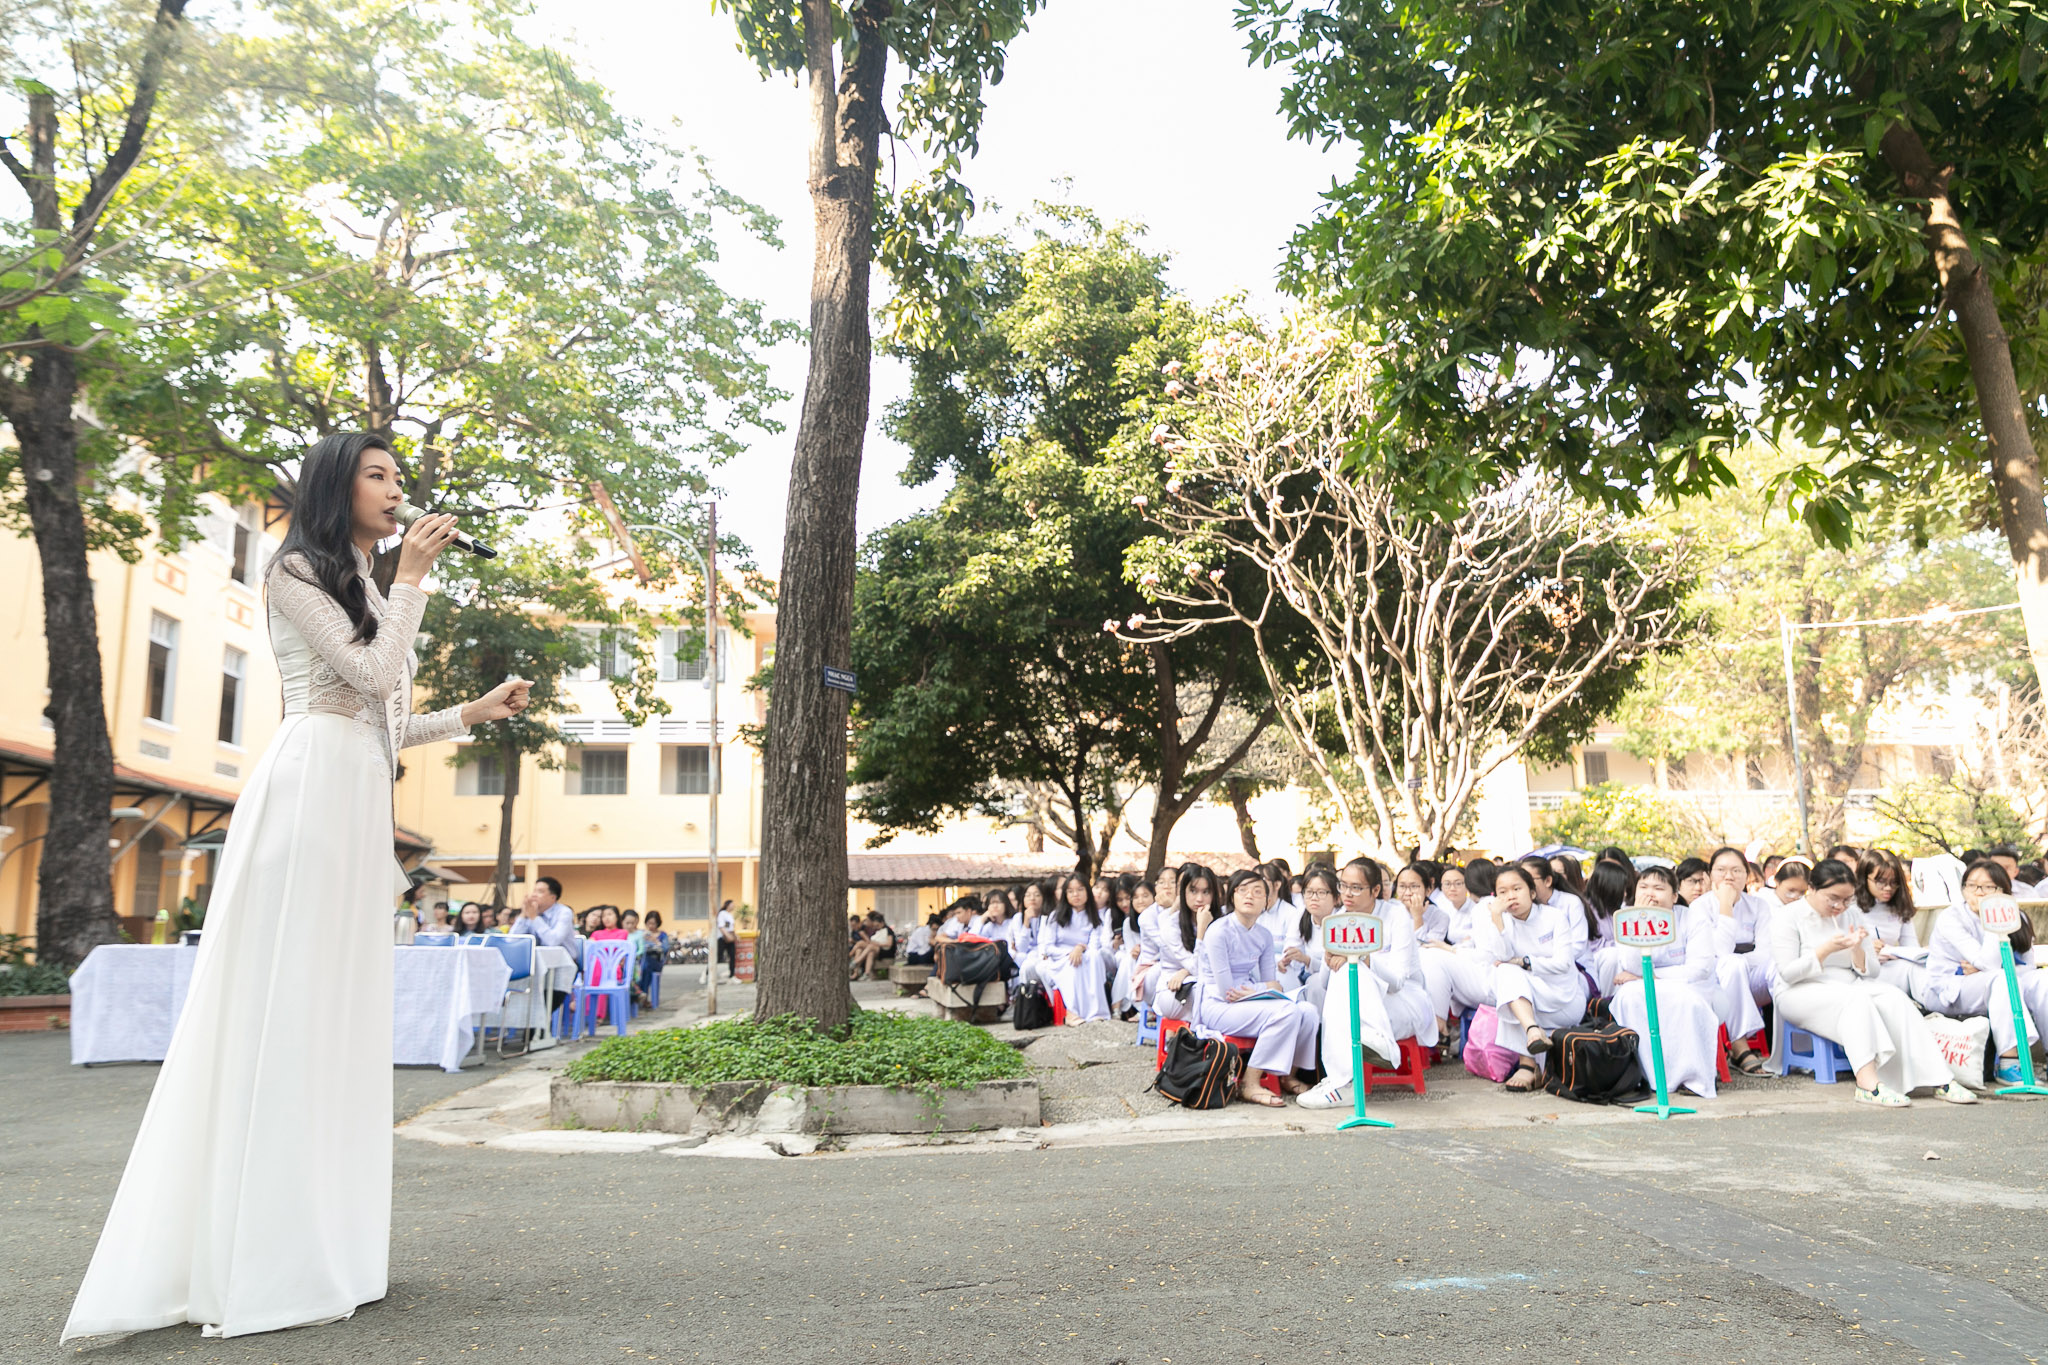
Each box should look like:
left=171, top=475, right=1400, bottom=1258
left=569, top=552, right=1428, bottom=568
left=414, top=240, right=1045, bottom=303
left=523, top=0, right=1351, bottom=570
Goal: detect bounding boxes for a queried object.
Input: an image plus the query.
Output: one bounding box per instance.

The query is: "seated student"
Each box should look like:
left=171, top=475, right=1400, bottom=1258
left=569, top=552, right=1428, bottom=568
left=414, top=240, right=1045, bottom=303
left=1295, top=863, right=1408, bottom=1109
left=1033, top=873, right=1111, bottom=1023
left=1924, top=860, right=2048, bottom=1086
left=1672, top=856, right=1710, bottom=907
left=1594, top=864, right=1743, bottom=1097
left=1004, top=884, right=1044, bottom=981
left=852, top=912, right=894, bottom=980
left=492, top=905, right=517, bottom=931
left=1194, top=869, right=1321, bottom=1106
left=1856, top=849, right=1927, bottom=1001
left=1770, top=858, right=1974, bottom=1108
left=1140, top=866, right=1211, bottom=1021
left=1111, top=875, right=1154, bottom=1020
left=451, top=902, right=489, bottom=937
left=1567, top=857, right=1624, bottom=974
left=1986, top=845, right=2036, bottom=899
left=1472, top=863, right=1589, bottom=1092
left=967, top=888, right=1010, bottom=939
left=1418, top=860, right=1497, bottom=1054
left=1699, top=845, right=1781, bottom=1008
left=588, top=905, right=627, bottom=940
left=934, top=897, right=977, bottom=943
left=1520, top=857, right=1589, bottom=965
left=902, top=914, right=940, bottom=967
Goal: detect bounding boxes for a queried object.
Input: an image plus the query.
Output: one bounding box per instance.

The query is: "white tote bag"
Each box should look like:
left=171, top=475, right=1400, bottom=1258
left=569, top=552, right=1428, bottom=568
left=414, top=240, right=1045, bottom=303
left=1922, top=1014, right=1991, bottom=1090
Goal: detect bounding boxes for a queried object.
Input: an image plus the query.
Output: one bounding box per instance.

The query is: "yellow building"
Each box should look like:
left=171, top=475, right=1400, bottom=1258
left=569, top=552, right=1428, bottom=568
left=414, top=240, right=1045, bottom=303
left=0, top=497, right=307, bottom=943
left=393, top=594, right=774, bottom=937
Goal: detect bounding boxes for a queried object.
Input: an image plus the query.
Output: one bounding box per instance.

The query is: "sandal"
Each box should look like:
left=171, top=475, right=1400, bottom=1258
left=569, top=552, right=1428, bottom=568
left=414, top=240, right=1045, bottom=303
left=1525, top=1024, right=1553, bottom=1055
left=1239, top=1082, right=1286, bottom=1108
left=1504, top=1060, right=1543, bottom=1092
left=1279, top=1075, right=1311, bottom=1096
left=1731, top=1046, right=1768, bottom=1076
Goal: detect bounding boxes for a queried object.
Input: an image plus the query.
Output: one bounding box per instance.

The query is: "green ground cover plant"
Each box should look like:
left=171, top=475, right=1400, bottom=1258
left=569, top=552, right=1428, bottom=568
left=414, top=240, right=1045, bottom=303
left=564, top=1012, right=1032, bottom=1091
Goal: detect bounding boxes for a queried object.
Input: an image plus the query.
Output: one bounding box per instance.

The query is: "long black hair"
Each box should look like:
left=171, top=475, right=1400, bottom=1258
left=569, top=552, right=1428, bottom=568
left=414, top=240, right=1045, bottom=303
left=272, top=432, right=396, bottom=643
left=1298, top=863, right=1341, bottom=943
left=1052, top=872, right=1100, bottom=930
left=1583, top=858, right=1635, bottom=938
left=1178, top=862, right=1220, bottom=951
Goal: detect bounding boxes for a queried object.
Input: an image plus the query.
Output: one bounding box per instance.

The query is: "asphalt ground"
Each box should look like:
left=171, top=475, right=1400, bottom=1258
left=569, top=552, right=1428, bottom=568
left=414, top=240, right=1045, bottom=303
left=7, top=1027, right=2047, bottom=1365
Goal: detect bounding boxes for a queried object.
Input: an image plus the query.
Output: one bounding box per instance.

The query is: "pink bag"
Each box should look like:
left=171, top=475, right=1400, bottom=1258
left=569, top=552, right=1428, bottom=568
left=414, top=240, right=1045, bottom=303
left=1462, top=1005, right=1520, bottom=1082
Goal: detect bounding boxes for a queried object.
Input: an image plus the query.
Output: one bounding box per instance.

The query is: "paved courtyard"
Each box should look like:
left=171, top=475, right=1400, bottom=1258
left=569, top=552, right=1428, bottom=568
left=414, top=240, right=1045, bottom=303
left=7, top=984, right=2048, bottom=1364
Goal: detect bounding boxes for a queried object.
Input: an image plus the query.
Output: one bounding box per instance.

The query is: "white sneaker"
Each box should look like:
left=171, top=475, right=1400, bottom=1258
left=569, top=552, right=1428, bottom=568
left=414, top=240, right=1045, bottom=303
left=1854, top=1084, right=1911, bottom=1108
left=1295, top=1078, right=1352, bottom=1109
left=1935, top=1081, right=1978, bottom=1105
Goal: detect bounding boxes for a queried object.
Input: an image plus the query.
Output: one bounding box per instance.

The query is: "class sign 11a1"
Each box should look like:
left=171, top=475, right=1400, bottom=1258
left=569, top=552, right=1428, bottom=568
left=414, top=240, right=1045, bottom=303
left=1320, top=913, right=1383, bottom=956
left=1613, top=908, right=1678, bottom=949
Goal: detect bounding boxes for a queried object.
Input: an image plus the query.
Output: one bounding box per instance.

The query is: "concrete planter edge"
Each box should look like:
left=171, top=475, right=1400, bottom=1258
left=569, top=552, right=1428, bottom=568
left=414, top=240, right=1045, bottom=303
left=549, top=1074, right=1039, bottom=1137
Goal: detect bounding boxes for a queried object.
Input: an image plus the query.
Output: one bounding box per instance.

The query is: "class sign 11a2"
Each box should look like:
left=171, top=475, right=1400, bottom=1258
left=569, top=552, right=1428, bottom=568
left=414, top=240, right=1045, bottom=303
left=1613, top=908, right=1678, bottom=949
left=1320, top=913, right=1383, bottom=956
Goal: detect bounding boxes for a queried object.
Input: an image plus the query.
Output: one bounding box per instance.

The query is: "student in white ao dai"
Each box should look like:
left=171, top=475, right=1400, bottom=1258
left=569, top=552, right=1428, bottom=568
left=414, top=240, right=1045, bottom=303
left=1473, top=864, right=1588, bottom=1089
left=1193, top=870, right=1320, bottom=1105
left=1923, top=862, right=2048, bottom=1085
left=1769, top=858, right=1972, bottom=1108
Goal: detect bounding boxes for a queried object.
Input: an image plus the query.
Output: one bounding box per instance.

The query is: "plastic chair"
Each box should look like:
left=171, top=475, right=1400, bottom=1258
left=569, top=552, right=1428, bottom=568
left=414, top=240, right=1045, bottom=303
left=1714, top=1024, right=1732, bottom=1084
left=1360, top=1036, right=1430, bottom=1097
left=483, top=935, right=539, bottom=1055
left=414, top=932, right=457, bottom=946
left=1775, top=1013, right=1852, bottom=1083
left=1050, top=989, right=1067, bottom=1027
left=462, top=933, right=488, bottom=945
left=569, top=941, right=634, bottom=1040
left=1134, top=999, right=1160, bottom=1048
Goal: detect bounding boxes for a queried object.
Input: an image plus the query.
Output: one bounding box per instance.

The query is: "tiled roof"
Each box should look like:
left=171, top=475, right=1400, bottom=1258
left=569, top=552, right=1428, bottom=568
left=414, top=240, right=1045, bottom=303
left=847, top=850, right=1260, bottom=887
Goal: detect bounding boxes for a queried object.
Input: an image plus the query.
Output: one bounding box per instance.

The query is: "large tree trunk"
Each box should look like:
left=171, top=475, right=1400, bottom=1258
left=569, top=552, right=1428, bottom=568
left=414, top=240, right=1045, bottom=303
left=16, top=92, right=119, bottom=968
left=1226, top=777, right=1261, bottom=859
left=489, top=732, right=521, bottom=908
left=1881, top=124, right=2048, bottom=699
left=1, top=2, right=188, bottom=966
left=753, top=0, right=890, bottom=1030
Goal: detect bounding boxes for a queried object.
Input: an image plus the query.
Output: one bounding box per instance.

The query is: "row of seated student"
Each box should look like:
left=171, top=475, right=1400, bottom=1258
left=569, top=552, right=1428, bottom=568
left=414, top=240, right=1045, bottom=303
left=907, top=844, right=2044, bottom=1110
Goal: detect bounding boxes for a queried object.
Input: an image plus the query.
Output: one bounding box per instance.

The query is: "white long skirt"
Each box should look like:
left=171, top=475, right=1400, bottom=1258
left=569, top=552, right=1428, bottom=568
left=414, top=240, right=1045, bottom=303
left=1419, top=947, right=1493, bottom=1023
left=1610, top=974, right=1722, bottom=1099
left=1309, top=964, right=1438, bottom=1086
left=1037, top=946, right=1110, bottom=1022
left=1775, top=978, right=1952, bottom=1092
left=65, top=715, right=399, bottom=1341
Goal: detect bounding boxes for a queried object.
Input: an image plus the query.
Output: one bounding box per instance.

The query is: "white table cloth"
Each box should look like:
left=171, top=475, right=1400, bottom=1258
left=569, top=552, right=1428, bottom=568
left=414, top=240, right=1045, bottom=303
left=69, top=944, right=200, bottom=1065
left=394, top=945, right=512, bottom=1072
left=70, top=944, right=510, bottom=1073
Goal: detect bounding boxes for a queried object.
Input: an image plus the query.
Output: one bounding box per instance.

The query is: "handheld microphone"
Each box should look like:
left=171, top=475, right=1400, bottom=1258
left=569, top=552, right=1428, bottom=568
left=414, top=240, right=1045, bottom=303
left=396, top=502, right=496, bottom=559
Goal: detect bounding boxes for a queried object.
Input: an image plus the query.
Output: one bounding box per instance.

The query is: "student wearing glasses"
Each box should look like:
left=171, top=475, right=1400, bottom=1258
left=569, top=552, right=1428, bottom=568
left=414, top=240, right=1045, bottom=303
left=1769, top=858, right=1973, bottom=1108
left=1923, top=859, right=2048, bottom=1086
left=1194, top=869, right=1321, bottom=1106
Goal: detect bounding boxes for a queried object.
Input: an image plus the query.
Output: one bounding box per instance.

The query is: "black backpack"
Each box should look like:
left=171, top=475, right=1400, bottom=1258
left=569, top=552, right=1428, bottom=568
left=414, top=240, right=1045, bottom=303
left=1149, top=1027, right=1244, bottom=1109
left=1012, top=982, right=1056, bottom=1031
left=1543, top=1024, right=1651, bottom=1104
left=935, top=939, right=1011, bottom=988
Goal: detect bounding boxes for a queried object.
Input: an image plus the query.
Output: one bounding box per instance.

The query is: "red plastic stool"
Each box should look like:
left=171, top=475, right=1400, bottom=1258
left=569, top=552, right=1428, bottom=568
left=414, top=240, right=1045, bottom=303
left=1714, top=1024, right=1732, bottom=1084
left=1050, top=989, right=1066, bottom=1027
left=1360, top=1036, right=1429, bottom=1096
left=1154, top=1018, right=1279, bottom=1095
left=1156, top=1014, right=1187, bottom=1070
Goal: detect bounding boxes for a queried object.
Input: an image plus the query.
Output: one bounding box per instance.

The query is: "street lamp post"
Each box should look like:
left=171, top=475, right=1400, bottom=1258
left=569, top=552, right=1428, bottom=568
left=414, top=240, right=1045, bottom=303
left=625, top=512, right=720, bottom=1018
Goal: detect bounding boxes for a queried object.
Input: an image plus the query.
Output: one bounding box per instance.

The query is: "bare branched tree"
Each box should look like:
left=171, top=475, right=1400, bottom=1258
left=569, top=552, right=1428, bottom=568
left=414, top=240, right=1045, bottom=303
left=1117, top=316, right=1698, bottom=861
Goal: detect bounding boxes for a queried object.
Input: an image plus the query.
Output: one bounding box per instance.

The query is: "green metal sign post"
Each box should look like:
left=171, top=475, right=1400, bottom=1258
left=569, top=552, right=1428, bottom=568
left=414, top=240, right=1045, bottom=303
left=1996, top=938, right=2048, bottom=1098
left=1614, top=908, right=1693, bottom=1120
left=1321, top=913, right=1393, bottom=1131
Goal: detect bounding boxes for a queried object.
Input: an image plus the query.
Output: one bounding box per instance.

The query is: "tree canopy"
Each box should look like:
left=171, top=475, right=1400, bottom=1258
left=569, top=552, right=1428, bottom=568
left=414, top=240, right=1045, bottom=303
left=852, top=208, right=1273, bottom=876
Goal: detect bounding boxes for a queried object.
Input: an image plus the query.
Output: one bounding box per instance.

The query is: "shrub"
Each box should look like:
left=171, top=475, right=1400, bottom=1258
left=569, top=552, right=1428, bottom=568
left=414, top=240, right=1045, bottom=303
left=0, top=934, right=71, bottom=997
left=564, top=1011, right=1032, bottom=1091
left=1533, top=782, right=1688, bottom=855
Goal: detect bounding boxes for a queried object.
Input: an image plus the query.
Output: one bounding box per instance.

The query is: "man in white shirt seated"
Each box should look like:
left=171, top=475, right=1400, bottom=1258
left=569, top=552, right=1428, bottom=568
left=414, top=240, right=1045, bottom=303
left=511, top=877, right=579, bottom=962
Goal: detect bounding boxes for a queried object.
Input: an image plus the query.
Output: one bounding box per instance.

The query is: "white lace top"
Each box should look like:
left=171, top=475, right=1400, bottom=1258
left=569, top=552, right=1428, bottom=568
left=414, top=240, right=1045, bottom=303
left=266, top=547, right=468, bottom=771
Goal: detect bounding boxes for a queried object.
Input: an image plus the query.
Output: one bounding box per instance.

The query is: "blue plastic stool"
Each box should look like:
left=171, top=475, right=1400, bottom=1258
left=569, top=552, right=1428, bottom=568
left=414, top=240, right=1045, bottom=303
left=645, top=965, right=662, bottom=1009
left=1456, top=1006, right=1478, bottom=1055
left=1134, top=1000, right=1160, bottom=1048
left=1777, top=1015, right=1852, bottom=1083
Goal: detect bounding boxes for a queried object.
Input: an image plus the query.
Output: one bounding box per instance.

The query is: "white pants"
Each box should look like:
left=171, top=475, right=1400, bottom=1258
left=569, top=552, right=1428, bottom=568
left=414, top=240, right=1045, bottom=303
left=1491, top=963, right=1589, bottom=1058
left=1110, top=952, right=1139, bottom=1011
left=1928, top=969, right=2048, bottom=1058
left=1313, top=963, right=1400, bottom=1088
left=1775, top=978, right=1952, bottom=1092
left=1198, top=996, right=1320, bottom=1075
left=1705, top=957, right=1766, bottom=1041
left=1876, top=954, right=1927, bottom=1004
left=1737, top=949, right=1775, bottom=1007
left=1037, top=947, right=1110, bottom=1022
left=1419, top=947, right=1493, bottom=1023
left=1611, top=972, right=1722, bottom=1099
